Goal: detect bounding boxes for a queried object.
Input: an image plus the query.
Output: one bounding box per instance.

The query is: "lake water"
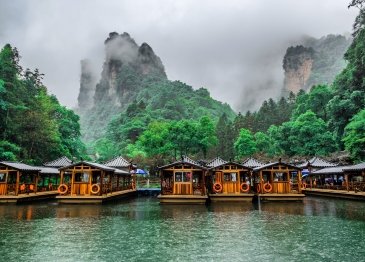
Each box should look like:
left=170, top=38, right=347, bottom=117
left=0, top=197, right=364, bottom=262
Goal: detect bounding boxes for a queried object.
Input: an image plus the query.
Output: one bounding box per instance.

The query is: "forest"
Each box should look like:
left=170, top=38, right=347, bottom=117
left=0, top=44, right=87, bottom=164
left=0, top=1, right=364, bottom=169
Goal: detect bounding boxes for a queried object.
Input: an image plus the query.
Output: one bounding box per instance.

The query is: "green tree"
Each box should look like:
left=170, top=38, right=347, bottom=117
left=289, top=110, right=337, bottom=156
left=343, top=109, right=365, bottom=161
left=234, top=129, right=257, bottom=158
left=215, top=113, right=235, bottom=159
left=196, top=116, right=217, bottom=158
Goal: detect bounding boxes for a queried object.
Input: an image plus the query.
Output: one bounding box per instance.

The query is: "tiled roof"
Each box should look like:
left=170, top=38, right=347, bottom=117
left=59, top=161, right=131, bottom=175
left=311, top=166, right=346, bottom=175
left=242, top=157, right=264, bottom=168
left=298, top=157, right=337, bottom=168
left=60, top=161, right=116, bottom=172
left=206, top=157, right=227, bottom=168
left=36, top=166, right=59, bottom=175
left=104, top=156, right=131, bottom=168
left=253, top=161, right=302, bottom=172
left=0, top=161, right=40, bottom=172
left=159, top=156, right=206, bottom=170
left=43, top=156, right=72, bottom=167
left=114, top=168, right=130, bottom=175
left=343, top=162, right=365, bottom=172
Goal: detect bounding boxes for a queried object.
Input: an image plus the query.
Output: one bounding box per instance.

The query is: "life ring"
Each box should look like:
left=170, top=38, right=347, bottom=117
left=263, top=182, right=272, bottom=193
left=213, top=182, right=223, bottom=193
left=58, top=184, right=68, bottom=195
left=20, top=184, right=26, bottom=191
left=240, top=182, right=250, bottom=193
left=256, top=184, right=261, bottom=193
left=90, top=184, right=100, bottom=194
left=301, top=183, right=307, bottom=190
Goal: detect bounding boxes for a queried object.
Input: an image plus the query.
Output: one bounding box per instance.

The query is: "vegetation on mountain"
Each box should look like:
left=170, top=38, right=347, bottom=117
left=0, top=44, right=87, bottom=164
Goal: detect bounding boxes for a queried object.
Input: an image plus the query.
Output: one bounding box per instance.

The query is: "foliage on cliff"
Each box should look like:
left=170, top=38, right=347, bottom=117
left=0, top=44, right=87, bottom=164
left=234, top=3, right=365, bottom=162
left=77, top=33, right=236, bottom=158
left=283, top=34, right=351, bottom=94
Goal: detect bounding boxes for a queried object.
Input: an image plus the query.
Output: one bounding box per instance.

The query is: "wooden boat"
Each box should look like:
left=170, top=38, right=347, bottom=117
left=158, top=156, right=208, bottom=204
left=0, top=161, right=58, bottom=203
left=253, top=160, right=305, bottom=201
left=303, top=162, right=365, bottom=200
left=207, top=157, right=254, bottom=202
left=56, top=161, right=136, bottom=204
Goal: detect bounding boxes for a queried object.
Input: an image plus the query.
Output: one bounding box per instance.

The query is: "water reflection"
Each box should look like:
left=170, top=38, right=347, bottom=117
left=0, top=197, right=365, bottom=262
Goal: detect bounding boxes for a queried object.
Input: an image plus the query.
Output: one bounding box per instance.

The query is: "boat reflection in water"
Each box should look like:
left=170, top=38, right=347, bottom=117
left=0, top=197, right=365, bottom=262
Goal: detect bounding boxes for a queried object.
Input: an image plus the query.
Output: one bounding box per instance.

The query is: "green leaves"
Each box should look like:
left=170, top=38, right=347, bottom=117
left=234, top=129, right=256, bottom=158
left=343, top=109, right=365, bottom=161
left=0, top=44, right=87, bottom=164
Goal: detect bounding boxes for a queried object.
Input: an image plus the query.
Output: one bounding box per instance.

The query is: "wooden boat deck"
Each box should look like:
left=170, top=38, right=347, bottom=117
left=0, top=191, right=59, bottom=204
left=256, top=193, right=305, bottom=202
left=56, top=189, right=137, bottom=204
left=209, top=193, right=254, bottom=202
left=158, top=194, right=208, bottom=204
left=303, top=188, right=365, bottom=201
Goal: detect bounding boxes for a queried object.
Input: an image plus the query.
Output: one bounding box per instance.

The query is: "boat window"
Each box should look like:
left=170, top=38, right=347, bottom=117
left=74, top=172, right=90, bottom=183
left=0, top=173, right=6, bottom=182
left=274, top=172, right=284, bottom=181
left=20, top=174, right=34, bottom=183
left=224, top=172, right=237, bottom=182
left=174, top=171, right=191, bottom=182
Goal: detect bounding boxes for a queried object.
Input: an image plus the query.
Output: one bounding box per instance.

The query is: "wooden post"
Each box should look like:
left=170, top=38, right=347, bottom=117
left=298, top=171, right=302, bottom=194
left=100, top=171, right=104, bottom=196
left=110, top=173, right=113, bottom=193
left=34, top=173, right=38, bottom=193
left=202, top=170, right=206, bottom=195
left=259, top=171, right=263, bottom=194
left=345, top=174, right=349, bottom=191
left=117, top=175, right=120, bottom=191
left=71, top=170, right=75, bottom=196
left=60, top=170, right=64, bottom=184
left=15, top=171, right=20, bottom=196
left=309, top=176, right=312, bottom=189
left=270, top=171, right=273, bottom=184
left=88, top=171, right=92, bottom=195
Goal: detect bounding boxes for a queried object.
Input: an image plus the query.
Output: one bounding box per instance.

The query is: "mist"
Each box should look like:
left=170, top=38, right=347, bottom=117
left=0, top=0, right=358, bottom=112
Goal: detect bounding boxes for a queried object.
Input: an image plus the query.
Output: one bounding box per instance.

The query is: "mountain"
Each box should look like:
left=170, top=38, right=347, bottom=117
left=77, top=32, right=236, bottom=145
left=283, top=34, right=352, bottom=94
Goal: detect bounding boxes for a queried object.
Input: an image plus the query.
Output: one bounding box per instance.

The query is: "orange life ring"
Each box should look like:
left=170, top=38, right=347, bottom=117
left=90, top=184, right=100, bottom=194
left=256, top=184, right=261, bottom=193
left=240, top=182, right=250, bottom=193
left=213, top=182, right=223, bottom=193
left=20, top=184, right=26, bottom=191
left=263, top=182, right=272, bottom=193
left=58, top=184, right=68, bottom=195
left=301, top=183, right=307, bottom=190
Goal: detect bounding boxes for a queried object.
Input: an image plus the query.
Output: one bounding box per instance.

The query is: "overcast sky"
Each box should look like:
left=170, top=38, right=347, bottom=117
left=0, top=0, right=358, bottom=111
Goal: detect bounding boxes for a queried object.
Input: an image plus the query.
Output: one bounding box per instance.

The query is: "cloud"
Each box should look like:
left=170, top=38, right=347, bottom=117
left=0, top=0, right=358, bottom=111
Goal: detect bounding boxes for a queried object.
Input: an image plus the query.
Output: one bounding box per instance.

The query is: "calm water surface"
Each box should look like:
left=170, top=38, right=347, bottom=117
left=0, top=197, right=365, bottom=262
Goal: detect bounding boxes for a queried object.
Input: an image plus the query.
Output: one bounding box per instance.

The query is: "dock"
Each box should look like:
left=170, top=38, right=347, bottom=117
left=209, top=193, right=254, bottom=202
left=56, top=189, right=137, bottom=204
left=157, top=194, right=208, bottom=204
left=0, top=191, right=59, bottom=204
left=303, top=188, right=365, bottom=201
left=255, top=193, right=305, bottom=202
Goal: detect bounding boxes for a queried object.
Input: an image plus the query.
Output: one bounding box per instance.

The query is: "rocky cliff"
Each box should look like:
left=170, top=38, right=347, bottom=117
left=283, top=34, right=351, bottom=93
left=77, top=32, right=235, bottom=144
